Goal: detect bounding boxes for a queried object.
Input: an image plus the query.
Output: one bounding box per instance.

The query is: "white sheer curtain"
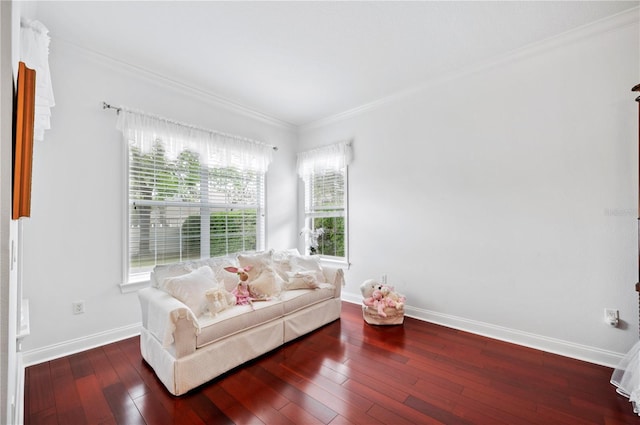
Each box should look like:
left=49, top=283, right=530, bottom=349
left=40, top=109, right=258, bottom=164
left=297, top=141, right=353, bottom=180
left=611, top=340, right=640, bottom=415
left=116, top=108, right=274, bottom=172
left=20, top=18, right=55, bottom=142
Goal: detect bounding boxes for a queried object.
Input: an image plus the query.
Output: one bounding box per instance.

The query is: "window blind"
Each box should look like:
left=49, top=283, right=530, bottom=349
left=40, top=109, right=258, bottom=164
left=129, top=146, right=264, bottom=275
left=118, top=108, right=271, bottom=281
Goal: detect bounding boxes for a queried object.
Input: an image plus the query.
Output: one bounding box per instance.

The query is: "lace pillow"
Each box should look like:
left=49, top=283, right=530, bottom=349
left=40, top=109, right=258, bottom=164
left=289, top=255, right=325, bottom=283
left=285, top=270, right=320, bottom=290
left=238, top=250, right=274, bottom=282
left=271, top=249, right=301, bottom=281
left=248, top=268, right=284, bottom=299
left=152, top=258, right=211, bottom=288
left=162, top=266, right=218, bottom=317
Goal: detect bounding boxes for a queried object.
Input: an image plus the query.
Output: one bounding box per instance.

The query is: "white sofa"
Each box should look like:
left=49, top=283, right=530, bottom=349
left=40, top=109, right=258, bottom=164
left=137, top=249, right=344, bottom=396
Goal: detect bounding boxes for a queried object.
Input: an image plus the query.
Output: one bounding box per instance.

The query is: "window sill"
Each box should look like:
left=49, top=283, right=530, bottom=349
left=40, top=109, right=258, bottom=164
left=119, top=274, right=151, bottom=294
left=319, top=256, right=350, bottom=270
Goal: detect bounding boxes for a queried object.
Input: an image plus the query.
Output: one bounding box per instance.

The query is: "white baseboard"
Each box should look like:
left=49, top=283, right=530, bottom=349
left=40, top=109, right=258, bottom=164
left=21, top=323, right=141, bottom=367
left=20, top=293, right=626, bottom=369
left=341, top=291, right=624, bottom=368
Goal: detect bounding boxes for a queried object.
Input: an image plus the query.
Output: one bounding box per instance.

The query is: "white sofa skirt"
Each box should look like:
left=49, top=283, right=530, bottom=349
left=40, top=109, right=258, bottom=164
left=141, top=297, right=341, bottom=396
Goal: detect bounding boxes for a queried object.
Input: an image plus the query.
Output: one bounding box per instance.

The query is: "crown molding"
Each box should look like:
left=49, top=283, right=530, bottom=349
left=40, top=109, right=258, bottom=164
left=301, top=6, right=640, bottom=132
left=53, top=37, right=297, bottom=131
left=49, top=6, right=639, bottom=134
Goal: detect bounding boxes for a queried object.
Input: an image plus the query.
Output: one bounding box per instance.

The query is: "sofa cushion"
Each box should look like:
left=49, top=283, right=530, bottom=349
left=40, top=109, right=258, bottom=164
left=195, top=300, right=284, bottom=348
left=280, top=284, right=335, bottom=315
left=162, top=266, right=218, bottom=317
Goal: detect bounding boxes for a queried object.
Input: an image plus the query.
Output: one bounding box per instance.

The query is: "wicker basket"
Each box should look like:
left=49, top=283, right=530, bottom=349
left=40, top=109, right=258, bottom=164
left=362, top=304, right=404, bottom=325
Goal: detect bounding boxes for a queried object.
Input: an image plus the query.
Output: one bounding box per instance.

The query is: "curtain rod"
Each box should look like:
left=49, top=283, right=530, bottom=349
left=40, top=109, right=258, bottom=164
left=102, top=101, right=278, bottom=151
left=102, top=101, right=122, bottom=113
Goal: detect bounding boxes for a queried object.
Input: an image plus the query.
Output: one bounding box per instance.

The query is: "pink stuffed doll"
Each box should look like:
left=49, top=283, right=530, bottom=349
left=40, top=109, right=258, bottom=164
left=231, top=282, right=253, bottom=306
left=224, top=265, right=252, bottom=283
left=224, top=266, right=255, bottom=307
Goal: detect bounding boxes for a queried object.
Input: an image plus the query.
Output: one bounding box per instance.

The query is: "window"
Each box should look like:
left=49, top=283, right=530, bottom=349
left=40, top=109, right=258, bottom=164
left=128, top=145, right=264, bottom=275
left=298, top=141, right=352, bottom=261
left=118, top=109, right=273, bottom=285
left=303, top=168, right=347, bottom=257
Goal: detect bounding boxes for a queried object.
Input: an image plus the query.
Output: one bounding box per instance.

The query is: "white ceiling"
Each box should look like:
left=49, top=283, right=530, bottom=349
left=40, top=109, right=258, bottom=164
left=32, top=1, right=639, bottom=126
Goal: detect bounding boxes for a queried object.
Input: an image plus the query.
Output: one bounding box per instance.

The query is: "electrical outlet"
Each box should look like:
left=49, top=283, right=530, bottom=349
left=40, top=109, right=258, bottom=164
left=381, top=273, right=387, bottom=284
left=604, top=308, right=618, bottom=327
left=72, top=301, right=85, bottom=315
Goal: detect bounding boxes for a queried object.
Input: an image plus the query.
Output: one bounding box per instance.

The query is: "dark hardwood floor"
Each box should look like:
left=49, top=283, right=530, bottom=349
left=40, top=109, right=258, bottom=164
left=24, top=302, right=637, bottom=424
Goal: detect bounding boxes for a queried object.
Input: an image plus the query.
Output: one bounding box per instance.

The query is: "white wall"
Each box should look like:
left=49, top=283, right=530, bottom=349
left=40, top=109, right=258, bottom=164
left=300, top=11, right=640, bottom=365
left=17, top=5, right=640, bottom=368
left=19, top=38, right=299, bottom=360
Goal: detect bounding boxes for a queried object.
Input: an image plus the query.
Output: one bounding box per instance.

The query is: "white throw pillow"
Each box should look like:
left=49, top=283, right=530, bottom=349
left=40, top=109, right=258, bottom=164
left=284, top=270, right=319, bottom=290
left=289, top=255, right=325, bottom=283
left=151, top=258, right=213, bottom=288
left=208, top=257, right=240, bottom=292
left=248, top=267, right=284, bottom=299
left=152, top=262, right=195, bottom=288
left=162, top=266, right=217, bottom=317
left=237, top=250, right=274, bottom=281
left=271, top=249, right=301, bottom=281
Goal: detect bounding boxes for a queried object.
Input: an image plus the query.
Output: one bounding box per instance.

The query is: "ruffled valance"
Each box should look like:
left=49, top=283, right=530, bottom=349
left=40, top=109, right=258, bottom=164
left=116, top=108, right=274, bottom=172
left=20, top=18, right=55, bottom=142
left=297, top=141, right=352, bottom=180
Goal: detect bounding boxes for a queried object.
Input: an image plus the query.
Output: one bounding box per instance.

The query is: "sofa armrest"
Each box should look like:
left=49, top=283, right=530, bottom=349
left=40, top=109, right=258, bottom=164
left=322, top=265, right=345, bottom=299
left=138, top=287, right=200, bottom=356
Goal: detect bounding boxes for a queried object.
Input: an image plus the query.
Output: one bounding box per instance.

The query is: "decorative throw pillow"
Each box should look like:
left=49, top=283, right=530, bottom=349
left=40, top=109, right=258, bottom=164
left=289, top=255, right=326, bottom=283
left=271, top=249, right=301, bottom=281
left=237, top=250, right=274, bottom=281
left=151, top=258, right=212, bottom=288
left=152, top=262, right=195, bottom=288
left=248, top=267, right=283, bottom=299
left=208, top=258, right=240, bottom=291
left=284, top=270, right=320, bottom=290
left=162, top=266, right=217, bottom=317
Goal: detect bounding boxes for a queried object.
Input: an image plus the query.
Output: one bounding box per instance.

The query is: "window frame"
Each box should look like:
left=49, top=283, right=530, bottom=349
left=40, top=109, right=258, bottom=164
left=302, top=165, right=349, bottom=265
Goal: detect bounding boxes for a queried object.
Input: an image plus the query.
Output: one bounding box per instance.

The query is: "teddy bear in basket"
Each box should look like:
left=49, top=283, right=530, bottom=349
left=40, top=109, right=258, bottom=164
left=360, top=279, right=406, bottom=318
